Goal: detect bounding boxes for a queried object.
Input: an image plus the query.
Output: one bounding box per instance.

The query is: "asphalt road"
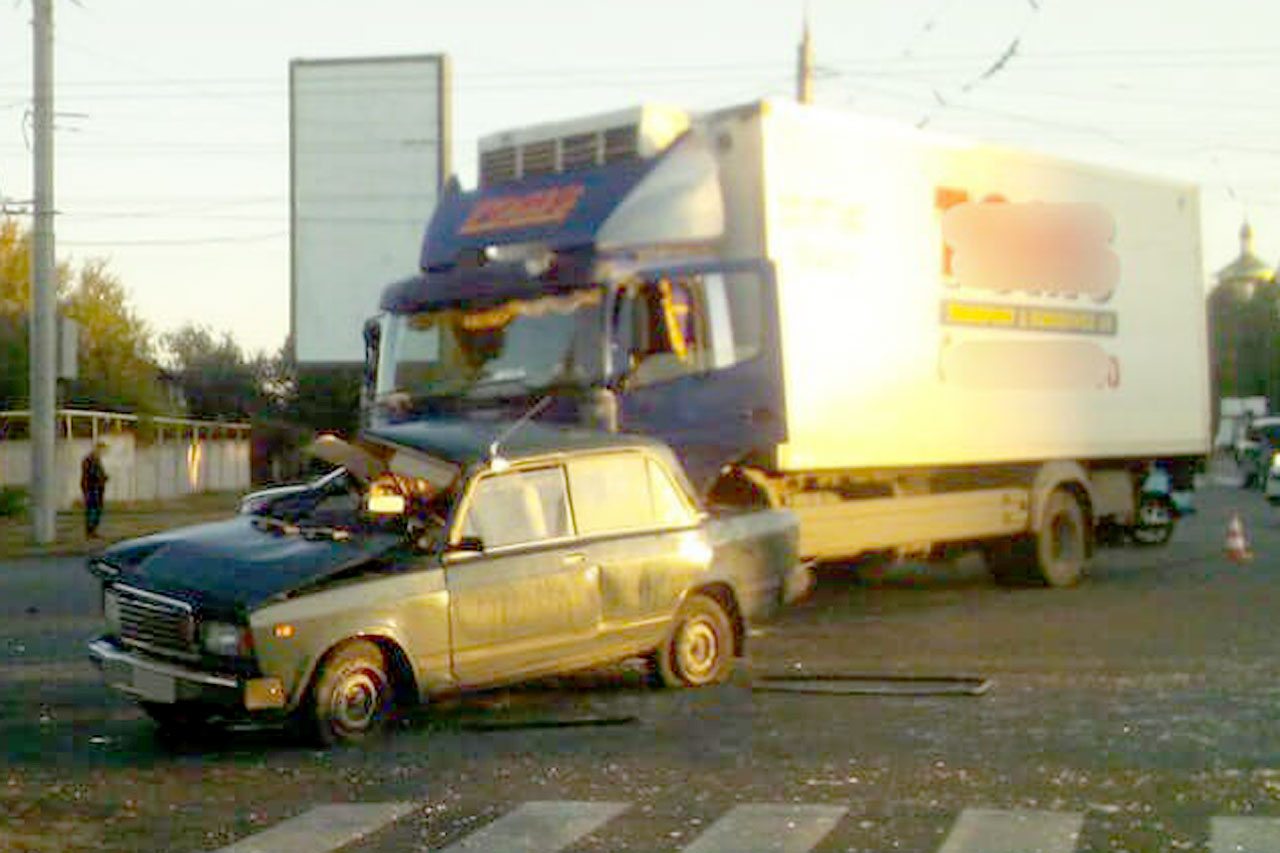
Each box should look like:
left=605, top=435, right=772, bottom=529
left=3, top=479, right=1280, bottom=852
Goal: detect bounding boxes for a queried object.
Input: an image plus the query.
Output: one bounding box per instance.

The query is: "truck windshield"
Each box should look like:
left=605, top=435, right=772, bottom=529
left=375, top=288, right=606, bottom=402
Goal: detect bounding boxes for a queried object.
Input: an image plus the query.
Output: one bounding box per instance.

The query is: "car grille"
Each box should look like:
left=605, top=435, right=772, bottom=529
left=113, top=584, right=198, bottom=660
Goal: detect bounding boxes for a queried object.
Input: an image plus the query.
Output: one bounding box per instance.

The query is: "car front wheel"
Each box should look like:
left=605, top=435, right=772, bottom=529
left=309, top=639, right=393, bottom=746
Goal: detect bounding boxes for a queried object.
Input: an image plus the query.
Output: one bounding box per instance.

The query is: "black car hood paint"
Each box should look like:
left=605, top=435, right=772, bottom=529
left=101, top=517, right=404, bottom=612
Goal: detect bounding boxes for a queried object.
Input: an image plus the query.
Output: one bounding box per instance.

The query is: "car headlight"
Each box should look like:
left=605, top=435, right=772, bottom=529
left=201, top=622, right=253, bottom=657
left=102, top=588, right=120, bottom=635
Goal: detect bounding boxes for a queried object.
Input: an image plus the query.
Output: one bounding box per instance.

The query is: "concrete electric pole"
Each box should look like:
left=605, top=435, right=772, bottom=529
left=797, top=15, right=814, bottom=104
left=30, top=0, right=57, bottom=544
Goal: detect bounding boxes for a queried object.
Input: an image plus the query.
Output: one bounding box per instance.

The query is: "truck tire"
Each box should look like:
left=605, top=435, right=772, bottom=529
left=985, top=489, right=1087, bottom=588
left=1028, top=489, right=1087, bottom=587
left=309, top=639, right=393, bottom=746
left=654, top=593, right=734, bottom=688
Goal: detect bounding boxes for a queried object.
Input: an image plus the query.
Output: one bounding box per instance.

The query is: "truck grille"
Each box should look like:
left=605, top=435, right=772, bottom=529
left=113, top=584, right=198, bottom=660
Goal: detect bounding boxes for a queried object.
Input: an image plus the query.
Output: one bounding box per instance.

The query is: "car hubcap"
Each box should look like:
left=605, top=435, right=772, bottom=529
left=680, top=618, right=719, bottom=680
left=1051, top=514, right=1079, bottom=562
left=336, top=671, right=380, bottom=731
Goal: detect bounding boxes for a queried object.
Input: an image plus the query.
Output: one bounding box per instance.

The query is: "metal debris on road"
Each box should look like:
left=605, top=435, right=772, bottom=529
left=752, top=674, right=991, bottom=696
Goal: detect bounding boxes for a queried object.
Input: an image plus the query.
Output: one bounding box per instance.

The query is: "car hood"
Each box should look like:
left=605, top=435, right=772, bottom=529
left=97, top=517, right=404, bottom=612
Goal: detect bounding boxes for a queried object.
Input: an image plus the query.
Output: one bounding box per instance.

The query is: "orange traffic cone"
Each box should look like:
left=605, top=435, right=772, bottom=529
left=1226, top=513, right=1253, bottom=562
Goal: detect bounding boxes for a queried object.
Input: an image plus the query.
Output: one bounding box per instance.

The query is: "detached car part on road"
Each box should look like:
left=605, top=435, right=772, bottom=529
left=87, top=420, right=810, bottom=746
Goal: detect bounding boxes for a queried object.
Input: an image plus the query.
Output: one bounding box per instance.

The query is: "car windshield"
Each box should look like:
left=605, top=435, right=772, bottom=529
left=374, top=288, right=606, bottom=403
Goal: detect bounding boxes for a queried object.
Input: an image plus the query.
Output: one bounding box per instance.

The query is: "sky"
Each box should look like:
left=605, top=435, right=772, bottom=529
left=1, top=0, right=1279, bottom=358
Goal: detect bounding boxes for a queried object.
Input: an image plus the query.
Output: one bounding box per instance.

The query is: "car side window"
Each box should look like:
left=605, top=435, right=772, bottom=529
left=647, top=458, right=693, bottom=527
left=568, top=453, right=693, bottom=535
left=459, top=466, right=571, bottom=549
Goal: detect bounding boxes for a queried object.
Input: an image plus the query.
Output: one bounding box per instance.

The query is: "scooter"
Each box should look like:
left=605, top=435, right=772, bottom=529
left=1128, top=466, right=1184, bottom=547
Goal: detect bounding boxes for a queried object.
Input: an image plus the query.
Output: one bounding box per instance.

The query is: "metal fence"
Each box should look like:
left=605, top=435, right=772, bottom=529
left=0, top=409, right=251, bottom=509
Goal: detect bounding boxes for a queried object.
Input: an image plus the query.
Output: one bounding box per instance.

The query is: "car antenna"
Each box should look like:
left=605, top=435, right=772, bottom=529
left=488, top=396, right=553, bottom=470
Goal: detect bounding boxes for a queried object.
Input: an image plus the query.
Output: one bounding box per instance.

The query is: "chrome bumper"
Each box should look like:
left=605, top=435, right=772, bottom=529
left=88, top=637, right=241, bottom=706
left=783, top=560, right=815, bottom=605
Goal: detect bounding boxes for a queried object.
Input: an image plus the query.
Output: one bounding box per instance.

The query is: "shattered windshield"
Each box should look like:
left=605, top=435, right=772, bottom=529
left=376, top=288, right=606, bottom=403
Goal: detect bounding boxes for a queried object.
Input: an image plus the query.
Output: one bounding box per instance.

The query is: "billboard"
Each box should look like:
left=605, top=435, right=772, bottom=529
left=290, top=55, right=451, bottom=364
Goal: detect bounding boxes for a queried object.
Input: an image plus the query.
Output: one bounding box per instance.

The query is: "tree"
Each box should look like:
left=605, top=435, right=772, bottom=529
left=62, top=260, right=166, bottom=413
left=256, top=334, right=361, bottom=436
left=0, top=219, right=31, bottom=408
left=161, top=323, right=261, bottom=420
left=1, top=217, right=166, bottom=413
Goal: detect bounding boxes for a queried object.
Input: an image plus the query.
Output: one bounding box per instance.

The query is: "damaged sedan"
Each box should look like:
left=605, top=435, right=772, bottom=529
left=87, top=420, right=810, bottom=746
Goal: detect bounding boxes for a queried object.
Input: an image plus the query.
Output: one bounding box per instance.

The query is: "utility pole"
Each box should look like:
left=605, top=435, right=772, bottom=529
left=30, top=0, right=57, bottom=544
left=796, top=13, right=814, bottom=104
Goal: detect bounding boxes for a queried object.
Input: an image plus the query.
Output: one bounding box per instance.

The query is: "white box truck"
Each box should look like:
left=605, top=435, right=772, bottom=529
left=365, top=99, right=1211, bottom=587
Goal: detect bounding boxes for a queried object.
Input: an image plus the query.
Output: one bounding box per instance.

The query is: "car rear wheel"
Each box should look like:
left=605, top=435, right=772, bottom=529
left=654, top=593, right=734, bottom=688
left=309, top=639, right=393, bottom=746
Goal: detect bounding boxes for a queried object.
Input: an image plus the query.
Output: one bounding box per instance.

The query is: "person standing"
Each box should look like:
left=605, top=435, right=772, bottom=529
left=81, top=442, right=109, bottom=538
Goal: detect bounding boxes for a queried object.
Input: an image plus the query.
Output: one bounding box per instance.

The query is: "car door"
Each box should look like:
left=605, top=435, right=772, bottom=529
left=564, top=451, right=710, bottom=656
left=444, top=464, right=603, bottom=687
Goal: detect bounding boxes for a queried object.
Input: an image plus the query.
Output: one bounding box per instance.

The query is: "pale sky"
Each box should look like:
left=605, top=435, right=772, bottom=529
left=1, top=0, right=1278, bottom=356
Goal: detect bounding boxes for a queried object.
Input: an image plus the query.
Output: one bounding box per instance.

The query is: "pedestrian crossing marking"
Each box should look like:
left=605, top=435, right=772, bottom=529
left=681, top=803, right=848, bottom=853
left=208, top=799, right=1280, bottom=853
left=438, top=800, right=629, bottom=852
left=938, top=808, right=1083, bottom=853
left=1211, top=816, right=1280, bottom=852
left=214, top=802, right=418, bottom=853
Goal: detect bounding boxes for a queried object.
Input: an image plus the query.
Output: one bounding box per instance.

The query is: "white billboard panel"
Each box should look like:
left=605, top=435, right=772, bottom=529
left=291, top=55, right=450, bottom=364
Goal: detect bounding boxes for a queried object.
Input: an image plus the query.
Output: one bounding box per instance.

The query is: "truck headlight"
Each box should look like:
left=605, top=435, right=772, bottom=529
left=102, top=588, right=120, bottom=635
left=201, top=622, right=253, bottom=657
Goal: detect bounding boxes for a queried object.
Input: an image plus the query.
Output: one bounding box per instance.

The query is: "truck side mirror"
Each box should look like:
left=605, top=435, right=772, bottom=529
left=362, top=318, right=381, bottom=403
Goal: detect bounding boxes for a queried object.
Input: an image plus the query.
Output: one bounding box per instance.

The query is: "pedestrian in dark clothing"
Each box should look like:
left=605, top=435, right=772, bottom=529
left=81, top=443, right=108, bottom=537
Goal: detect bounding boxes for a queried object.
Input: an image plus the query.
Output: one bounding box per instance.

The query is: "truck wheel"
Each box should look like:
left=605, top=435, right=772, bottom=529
left=309, top=639, right=393, bottom=746
left=1029, top=489, right=1087, bottom=587
left=655, top=593, right=734, bottom=688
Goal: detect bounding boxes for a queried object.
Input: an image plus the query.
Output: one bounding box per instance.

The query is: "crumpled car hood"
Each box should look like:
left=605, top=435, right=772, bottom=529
left=99, top=517, right=404, bottom=611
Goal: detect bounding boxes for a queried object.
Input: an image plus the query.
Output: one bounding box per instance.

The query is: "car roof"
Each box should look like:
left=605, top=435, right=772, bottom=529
left=362, top=418, right=673, bottom=468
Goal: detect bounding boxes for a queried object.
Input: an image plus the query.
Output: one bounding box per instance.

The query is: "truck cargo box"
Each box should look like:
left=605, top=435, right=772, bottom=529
left=711, top=101, right=1209, bottom=473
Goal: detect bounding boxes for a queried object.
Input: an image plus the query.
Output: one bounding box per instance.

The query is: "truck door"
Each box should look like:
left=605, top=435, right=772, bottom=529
left=613, top=261, right=784, bottom=493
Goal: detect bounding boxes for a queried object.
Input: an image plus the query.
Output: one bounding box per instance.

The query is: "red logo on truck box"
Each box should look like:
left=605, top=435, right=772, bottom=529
left=935, top=188, right=1119, bottom=302
left=460, top=186, right=586, bottom=235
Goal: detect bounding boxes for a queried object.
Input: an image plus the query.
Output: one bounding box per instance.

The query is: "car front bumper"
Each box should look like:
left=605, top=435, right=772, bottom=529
left=783, top=559, right=815, bottom=605
left=88, top=637, right=285, bottom=712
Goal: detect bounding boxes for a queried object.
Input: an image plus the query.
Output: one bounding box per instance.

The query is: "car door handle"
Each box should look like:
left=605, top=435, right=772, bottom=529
left=563, top=553, right=587, bottom=566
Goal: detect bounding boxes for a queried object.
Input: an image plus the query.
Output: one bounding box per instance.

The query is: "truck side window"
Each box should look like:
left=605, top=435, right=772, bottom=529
left=459, top=467, right=571, bottom=549
left=622, top=271, right=764, bottom=388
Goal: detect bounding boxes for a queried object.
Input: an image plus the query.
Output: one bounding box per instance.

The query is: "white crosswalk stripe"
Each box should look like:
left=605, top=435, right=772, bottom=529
left=681, top=803, right=847, bottom=853
left=938, top=808, right=1083, bottom=853
left=437, top=800, right=629, bottom=852
left=1211, top=816, right=1280, bottom=852
left=209, top=800, right=1280, bottom=852
left=214, top=802, right=419, bottom=853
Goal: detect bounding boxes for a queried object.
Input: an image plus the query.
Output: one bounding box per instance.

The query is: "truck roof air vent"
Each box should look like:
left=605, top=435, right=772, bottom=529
left=478, top=104, right=689, bottom=188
